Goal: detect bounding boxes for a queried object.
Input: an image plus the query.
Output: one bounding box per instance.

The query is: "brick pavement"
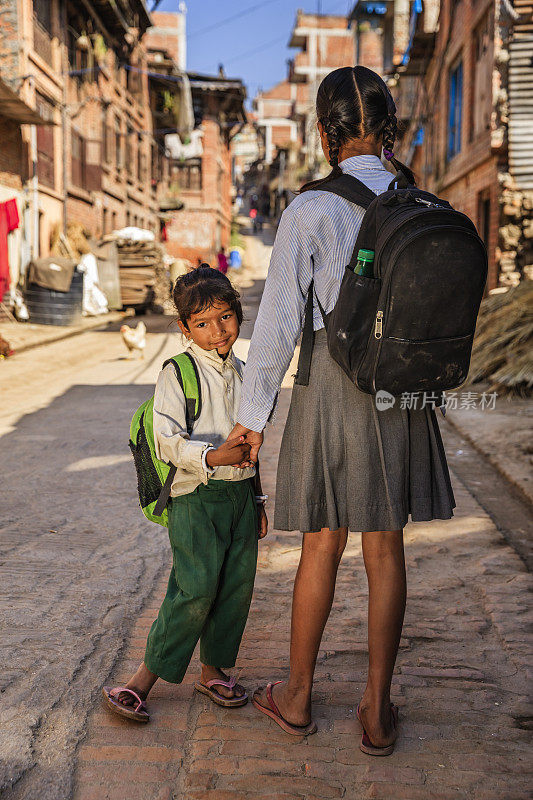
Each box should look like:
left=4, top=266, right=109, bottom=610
left=72, top=386, right=532, bottom=800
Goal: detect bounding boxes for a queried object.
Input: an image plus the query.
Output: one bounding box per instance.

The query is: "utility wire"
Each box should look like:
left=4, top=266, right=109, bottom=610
left=188, top=0, right=284, bottom=39
left=212, top=34, right=288, bottom=71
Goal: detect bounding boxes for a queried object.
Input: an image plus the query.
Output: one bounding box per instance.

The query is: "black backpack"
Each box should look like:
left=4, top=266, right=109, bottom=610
left=295, top=173, right=488, bottom=396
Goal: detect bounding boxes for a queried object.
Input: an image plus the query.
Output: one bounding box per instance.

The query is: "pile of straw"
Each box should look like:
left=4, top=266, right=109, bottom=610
left=469, top=281, right=533, bottom=396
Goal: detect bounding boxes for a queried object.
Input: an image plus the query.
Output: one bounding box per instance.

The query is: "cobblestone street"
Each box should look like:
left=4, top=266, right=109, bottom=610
left=1, top=230, right=531, bottom=800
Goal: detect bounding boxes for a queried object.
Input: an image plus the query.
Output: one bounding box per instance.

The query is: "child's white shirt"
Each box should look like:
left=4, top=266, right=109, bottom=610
left=153, top=338, right=256, bottom=498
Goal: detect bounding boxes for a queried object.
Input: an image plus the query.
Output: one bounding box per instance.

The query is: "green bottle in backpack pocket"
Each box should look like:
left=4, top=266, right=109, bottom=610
left=129, top=352, right=201, bottom=527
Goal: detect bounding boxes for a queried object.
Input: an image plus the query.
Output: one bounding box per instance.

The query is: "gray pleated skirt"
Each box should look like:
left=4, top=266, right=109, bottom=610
left=275, top=329, right=455, bottom=533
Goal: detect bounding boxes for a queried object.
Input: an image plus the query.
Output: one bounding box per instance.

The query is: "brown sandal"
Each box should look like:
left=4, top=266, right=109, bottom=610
left=357, top=703, right=398, bottom=756
left=102, top=686, right=150, bottom=723
left=252, top=682, right=317, bottom=736
left=194, top=676, right=248, bottom=708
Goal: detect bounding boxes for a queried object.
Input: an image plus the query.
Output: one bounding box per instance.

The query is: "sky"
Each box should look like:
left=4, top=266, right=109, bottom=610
left=156, top=0, right=355, bottom=104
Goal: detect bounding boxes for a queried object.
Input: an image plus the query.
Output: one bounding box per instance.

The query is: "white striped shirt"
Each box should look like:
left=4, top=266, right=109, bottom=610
left=237, top=154, right=394, bottom=433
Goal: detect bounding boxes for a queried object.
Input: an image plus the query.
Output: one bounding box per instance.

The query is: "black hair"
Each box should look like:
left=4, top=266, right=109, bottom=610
left=301, top=65, right=415, bottom=192
left=173, top=265, right=243, bottom=328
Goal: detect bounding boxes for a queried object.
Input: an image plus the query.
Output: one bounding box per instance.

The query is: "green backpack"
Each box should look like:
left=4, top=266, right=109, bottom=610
left=129, top=352, right=201, bottom=527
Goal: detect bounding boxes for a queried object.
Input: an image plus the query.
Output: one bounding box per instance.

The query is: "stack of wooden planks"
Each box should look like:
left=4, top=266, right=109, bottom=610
left=117, top=241, right=164, bottom=309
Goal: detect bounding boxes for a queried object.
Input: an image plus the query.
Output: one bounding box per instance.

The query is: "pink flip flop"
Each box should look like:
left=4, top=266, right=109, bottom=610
left=356, top=702, right=398, bottom=756
left=194, top=676, right=248, bottom=708
left=102, top=686, right=150, bottom=723
left=252, top=682, right=317, bottom=736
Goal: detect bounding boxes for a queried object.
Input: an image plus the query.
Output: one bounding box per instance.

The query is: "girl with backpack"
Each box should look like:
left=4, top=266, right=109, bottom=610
left=230, top=66, right=456, bottom=753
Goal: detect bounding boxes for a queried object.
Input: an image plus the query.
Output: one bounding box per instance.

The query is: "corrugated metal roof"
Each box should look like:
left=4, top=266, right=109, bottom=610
left=508, top=35, right=533, bottom=189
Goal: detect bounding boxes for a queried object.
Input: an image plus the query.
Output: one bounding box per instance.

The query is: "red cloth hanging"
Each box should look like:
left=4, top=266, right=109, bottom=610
left=5, top=198, right=19, bottom=232
left=0, top=199, right=20, bottom=302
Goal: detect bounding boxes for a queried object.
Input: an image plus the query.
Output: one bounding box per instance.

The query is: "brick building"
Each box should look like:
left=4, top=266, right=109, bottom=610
left=254, top=80, right=299, bottom=164
left=390, top=0, right=533, bottom=289
left=162, top=72, right=246, bottom=264
left=0, top=0, right=157, bottom=289
left=288, top=12, right=355, bottom=168
left=0, top=77, right=51, bottom=296
left=248, top=11, right=356, bottom=202
left=144, top=13, right=246, bottom=264
left=230, top=115, right=263, bottom=189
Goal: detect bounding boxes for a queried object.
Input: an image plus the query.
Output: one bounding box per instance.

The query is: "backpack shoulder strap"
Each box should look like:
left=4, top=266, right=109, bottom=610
left=320, top=174, right=377, bottom=209
left=387, top=170, right=414, bottom=190
left=153, top=352, right=201, bottom=518
left=163, top=352, right=202, bottom=436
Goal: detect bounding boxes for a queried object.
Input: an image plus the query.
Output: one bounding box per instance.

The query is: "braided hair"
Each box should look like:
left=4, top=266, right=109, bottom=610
left=324, top=119, right=343, bottom=177
left=302, top=66, right=415, bottom=191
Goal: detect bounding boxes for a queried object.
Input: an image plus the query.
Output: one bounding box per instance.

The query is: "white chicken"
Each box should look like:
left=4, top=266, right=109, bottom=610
left=120, top=321, right=146, bottom=359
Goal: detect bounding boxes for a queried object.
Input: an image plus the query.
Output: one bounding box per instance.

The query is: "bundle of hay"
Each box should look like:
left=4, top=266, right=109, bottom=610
left=50, top=222, right=91, bottom=260
left=468, top=281, right=533, bottom=396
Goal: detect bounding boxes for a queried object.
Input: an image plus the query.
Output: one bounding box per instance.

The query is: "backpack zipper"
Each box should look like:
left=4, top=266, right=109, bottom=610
left=374, top=310, right=383, bottom=339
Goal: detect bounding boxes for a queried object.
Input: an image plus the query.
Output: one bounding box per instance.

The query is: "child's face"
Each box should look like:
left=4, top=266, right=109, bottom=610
left=178, top=301, right=239, bottom=355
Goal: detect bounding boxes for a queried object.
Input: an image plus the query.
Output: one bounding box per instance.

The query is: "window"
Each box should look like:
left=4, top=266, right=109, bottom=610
left=33, top=0, right=53, bottom=63
left=151, top=143, right=158, bottom=186
left=102, top=111, right=111, bottom=164
left=170, top=160, right=202, bottom=191
left=126, top=127, right=135, bottom=178
left=115, top=116, right=123, bottom=168
left=67, top=24, right=89, bottom=80
left=36, top=93, right=55, bottom=188
left=34, top=0, right=52, bottom=32
left=471, top=14, right=492, bottom=138
left=448, top=60, right=463, bottom=159
left=71, top=130, right=86, bottom=188
left=137, top=134, right=145, bottom=183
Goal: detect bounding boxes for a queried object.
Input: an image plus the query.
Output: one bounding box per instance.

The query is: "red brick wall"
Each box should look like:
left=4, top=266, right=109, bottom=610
left=271, top=125, right=293, bottom=147
left=145, top=11, right=183, bottom=62
left=324, top=32, right=353, bottom=67
left=437, top=158, right=499, bottom=290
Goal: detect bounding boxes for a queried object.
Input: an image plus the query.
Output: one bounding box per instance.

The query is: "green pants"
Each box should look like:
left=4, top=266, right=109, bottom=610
left=144, top=478, right=258, bottom=683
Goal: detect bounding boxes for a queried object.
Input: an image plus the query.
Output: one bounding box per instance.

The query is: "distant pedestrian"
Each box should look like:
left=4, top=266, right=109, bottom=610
left=230, top=66, right=455, bottom=750
left=102, top=268, right=268, bottom=722
left=217, top=247, right=228, bottom=274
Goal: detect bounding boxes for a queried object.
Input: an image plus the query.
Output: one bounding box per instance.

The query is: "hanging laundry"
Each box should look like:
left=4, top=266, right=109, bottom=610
left=0, top=198, right=20, bottom=302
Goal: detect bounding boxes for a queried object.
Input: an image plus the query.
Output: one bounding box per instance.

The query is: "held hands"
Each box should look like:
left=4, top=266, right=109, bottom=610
left=227, top=423, right=264, bottom=465
left=205, top=435, right=251, bottom=469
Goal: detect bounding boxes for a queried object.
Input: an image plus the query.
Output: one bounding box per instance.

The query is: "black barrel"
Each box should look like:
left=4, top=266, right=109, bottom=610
left=25, top=269, right=84, bottom=326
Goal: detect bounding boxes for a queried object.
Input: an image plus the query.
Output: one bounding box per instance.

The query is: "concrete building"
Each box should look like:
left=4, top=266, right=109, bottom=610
left=392, top=0, right=533, bottom=289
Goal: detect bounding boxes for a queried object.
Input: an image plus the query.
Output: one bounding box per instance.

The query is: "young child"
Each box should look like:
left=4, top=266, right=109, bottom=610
left=103, top=267, right=268, bottom=721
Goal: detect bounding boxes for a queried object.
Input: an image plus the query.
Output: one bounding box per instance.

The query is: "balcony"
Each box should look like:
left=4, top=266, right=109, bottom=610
left=33, top=18, right=53, bottom=66
left=290, top=51, right=311, bottom=83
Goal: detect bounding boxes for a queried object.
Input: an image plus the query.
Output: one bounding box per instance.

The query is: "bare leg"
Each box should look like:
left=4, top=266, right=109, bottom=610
left=255, top=527, right=348, bottom=725
left=359, top=529, right=406, bottom=747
